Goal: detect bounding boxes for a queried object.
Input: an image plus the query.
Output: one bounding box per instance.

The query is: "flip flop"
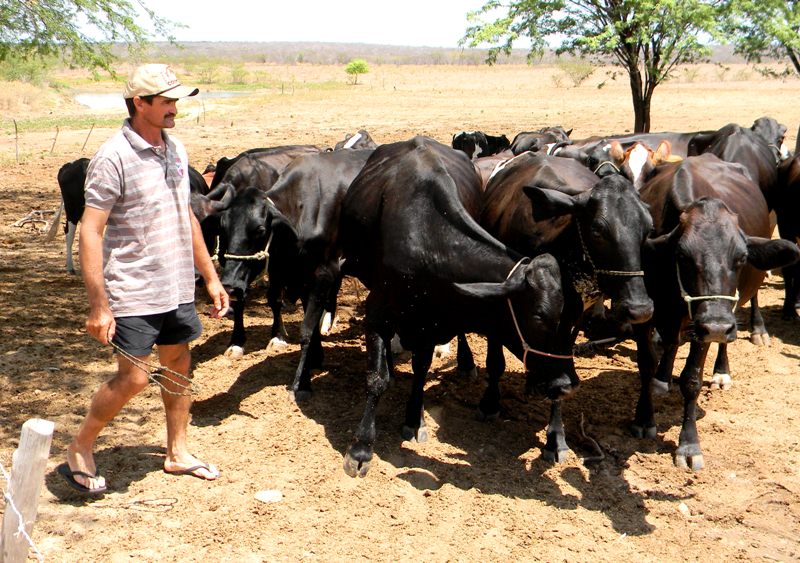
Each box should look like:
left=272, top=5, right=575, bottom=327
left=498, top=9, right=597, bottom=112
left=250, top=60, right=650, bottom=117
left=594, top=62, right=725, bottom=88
left=57, top=462, right=107, bottom=495
left=164, top=462, right=220, bottom=480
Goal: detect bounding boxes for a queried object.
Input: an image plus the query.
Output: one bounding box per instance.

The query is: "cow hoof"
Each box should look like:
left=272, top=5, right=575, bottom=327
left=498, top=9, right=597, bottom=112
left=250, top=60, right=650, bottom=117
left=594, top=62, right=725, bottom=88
left=674, top=452, right=704, bottom=471
left=342, top=452, right=370, bottom=478
left=401, top=425, right=428, bottom=443
left=433, top=343, right=451, bottom=359
left=457, top=366, right=478, bottom=378
left=267, top=337, right=288, bottom=353
left=650, top=378, right=670, bottom=396
left=631, top=423, right=657, bottom=439
left=475, top=409, right=499, bottom=422
left=710, top=373, right=732, bottom=390
left=541, top=447, right=571, bottom=464
left=224, top=346, right=244, bottom=360
left=319, top=312, right=338, bottom=336
left=288, top=388, right=312, bottom=403
left=750, top=332, right=770, bottom=346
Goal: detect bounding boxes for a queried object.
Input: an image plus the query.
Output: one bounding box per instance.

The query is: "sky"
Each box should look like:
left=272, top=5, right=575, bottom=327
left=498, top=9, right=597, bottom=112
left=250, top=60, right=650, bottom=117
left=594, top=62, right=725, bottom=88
left=147, top=1, right=494, bottom=48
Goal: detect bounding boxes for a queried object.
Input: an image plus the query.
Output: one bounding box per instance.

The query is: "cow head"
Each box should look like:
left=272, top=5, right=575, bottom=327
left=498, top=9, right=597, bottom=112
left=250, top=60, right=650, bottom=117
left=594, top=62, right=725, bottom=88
left=608, top=140, right=682, bottom=190
left=645, top=197, right=800, bottom=342
left=452, top=131, right=488, bottom=160
left=453, top=253, right=577, bottom=399
left=751, top=116, right=790, bottom=162
left=218, top=187, right=296, bottom=301
left=524, top=174, right=655, bottom=327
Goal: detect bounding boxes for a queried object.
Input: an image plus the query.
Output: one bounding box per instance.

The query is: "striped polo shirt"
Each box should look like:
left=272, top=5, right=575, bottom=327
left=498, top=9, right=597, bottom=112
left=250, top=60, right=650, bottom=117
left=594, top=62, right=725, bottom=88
left=84, top=120, right=196, bottom=317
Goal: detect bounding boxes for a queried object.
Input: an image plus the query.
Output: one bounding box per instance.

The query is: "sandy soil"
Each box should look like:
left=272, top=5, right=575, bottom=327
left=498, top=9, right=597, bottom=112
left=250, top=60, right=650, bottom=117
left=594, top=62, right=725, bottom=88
left=1, top=63, right=800, bottom=562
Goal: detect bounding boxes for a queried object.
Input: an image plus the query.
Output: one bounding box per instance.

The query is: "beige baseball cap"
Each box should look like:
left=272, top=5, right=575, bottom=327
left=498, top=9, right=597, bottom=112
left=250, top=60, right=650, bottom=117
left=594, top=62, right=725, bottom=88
left=123, top=63, right=199, bottom=99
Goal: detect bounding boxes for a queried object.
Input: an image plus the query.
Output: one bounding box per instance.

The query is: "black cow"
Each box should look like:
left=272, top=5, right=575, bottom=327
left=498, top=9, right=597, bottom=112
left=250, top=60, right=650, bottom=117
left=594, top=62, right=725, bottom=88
left=509, top=126, right=573, bottom=155
left=57, top=158, right=210, bottom=273
left=451, top=131, right=511, bottom=160
left=339, top=136, right=576, bottom=477
left=334, top=129, right=378, bottom=150
left=207, top=145, right=322, bottom=191
left=776, top=154, right=800, bottom=319
left=56, top=158, right=90, bottom=274
left=633, top=153, right=800, bottom=470
left=216, top=149, right=374, bottom=399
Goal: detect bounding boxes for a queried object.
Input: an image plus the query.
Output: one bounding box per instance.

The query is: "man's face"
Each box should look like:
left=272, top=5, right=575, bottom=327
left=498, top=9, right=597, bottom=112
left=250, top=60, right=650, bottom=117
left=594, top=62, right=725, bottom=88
left=136, top=95, right=178, bottom=129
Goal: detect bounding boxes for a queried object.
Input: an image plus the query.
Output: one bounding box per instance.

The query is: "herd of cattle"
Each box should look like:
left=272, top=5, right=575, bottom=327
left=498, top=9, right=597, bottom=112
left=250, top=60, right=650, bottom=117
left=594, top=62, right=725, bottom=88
left=56, top=119, right=800, bottom=476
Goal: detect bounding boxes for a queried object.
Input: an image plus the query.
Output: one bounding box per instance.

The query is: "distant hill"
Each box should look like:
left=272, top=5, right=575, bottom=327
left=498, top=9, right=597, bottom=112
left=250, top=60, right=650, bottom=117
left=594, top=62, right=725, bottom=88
left=138, top=41, right=747, bottom=66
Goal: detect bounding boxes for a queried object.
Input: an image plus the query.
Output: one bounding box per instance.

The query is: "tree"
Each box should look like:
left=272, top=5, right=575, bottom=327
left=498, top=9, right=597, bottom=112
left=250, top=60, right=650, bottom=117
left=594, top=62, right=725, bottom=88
left=0, top=0, right=175, bottom=74
left=723, top=0, right=800, bottom=77
left=461, top=0, right=722, bottom=133
left=345, top=58, right=369, bottom=85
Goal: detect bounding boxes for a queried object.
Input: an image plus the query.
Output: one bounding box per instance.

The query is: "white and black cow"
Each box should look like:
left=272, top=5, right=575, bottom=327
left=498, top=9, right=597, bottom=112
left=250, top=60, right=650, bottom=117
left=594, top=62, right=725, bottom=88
left=451, top=130, right=510, bottom=160
left=334, top=129, right=378, bottom=150
left=339, top=136, right=576, bottom=477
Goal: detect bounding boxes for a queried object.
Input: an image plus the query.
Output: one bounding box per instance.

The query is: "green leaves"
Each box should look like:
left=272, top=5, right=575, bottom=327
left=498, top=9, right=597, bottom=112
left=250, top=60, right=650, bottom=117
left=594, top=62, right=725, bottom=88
left=0, top=0, right=177, bottom=74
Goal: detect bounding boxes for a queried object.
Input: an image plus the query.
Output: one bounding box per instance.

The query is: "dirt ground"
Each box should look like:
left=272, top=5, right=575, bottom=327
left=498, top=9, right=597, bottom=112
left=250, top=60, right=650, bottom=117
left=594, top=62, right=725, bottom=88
left=1, top=63, right=800, bottom=562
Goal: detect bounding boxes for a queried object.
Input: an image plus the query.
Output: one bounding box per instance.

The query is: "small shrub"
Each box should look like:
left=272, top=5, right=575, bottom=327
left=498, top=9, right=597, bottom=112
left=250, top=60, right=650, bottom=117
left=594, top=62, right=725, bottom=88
left=682, top=66, right=700, bottom=83
left=229, top=64, right=248, bottom=85
left=196, top=63, right=218, bottom=85
left=345, top=59, right=369, bottom=85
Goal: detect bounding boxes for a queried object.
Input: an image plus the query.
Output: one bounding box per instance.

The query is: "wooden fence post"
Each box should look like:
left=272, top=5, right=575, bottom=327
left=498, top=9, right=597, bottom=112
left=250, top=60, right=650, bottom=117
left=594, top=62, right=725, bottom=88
left=1, top=418, right=54, bottom=563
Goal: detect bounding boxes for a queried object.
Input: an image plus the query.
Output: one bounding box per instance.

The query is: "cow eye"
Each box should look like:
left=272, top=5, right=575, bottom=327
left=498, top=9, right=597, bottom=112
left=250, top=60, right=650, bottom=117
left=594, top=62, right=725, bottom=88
left=255, top=225, right=267, bottom=237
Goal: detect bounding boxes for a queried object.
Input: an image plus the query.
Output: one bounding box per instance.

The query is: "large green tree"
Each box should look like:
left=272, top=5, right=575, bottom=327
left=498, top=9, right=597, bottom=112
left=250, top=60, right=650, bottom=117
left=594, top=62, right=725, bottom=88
left=724, top=0, right=800, bottom=76
left=0, top=0, right=175, bottom=73
left=461, top=0, right=723, bottom=132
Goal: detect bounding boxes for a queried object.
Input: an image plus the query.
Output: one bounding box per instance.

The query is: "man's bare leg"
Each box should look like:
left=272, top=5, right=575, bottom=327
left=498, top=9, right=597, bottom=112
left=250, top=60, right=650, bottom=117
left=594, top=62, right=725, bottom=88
left=158, top=343, right=218, bottom=480
left=66, top=354, right=151, bottom=490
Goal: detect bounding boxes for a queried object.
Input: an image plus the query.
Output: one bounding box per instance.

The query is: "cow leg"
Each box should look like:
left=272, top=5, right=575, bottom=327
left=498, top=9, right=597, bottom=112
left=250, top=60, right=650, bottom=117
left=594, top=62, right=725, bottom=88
left=748, top=294, right=770, bottom=346
left=477, top=338, right=505, bottom=421
left=652, top=341, right=679, bottom=395
left=711, top=343, right=732, bottom=390
left=632, top=323, right=658, bottom=439
left=541, top=399, right=570, bottom=463
left=289, top=269, right=337, bottom=402
left=456, top=333, right=477, bottom=378
left=781, top=262, right=800, bottom=320
left=224, top=298, right=247, bottom=359
left=401, top=347, right=434, bottom=443
left=674, top=341, right=710, bottom=471
left=266, top=282, right=289, bottom=351
left=65, top=220, right=77, bottom=274
left=319, top=271, right=343, bottom=336
left=343, top=310, right=392, bottom=478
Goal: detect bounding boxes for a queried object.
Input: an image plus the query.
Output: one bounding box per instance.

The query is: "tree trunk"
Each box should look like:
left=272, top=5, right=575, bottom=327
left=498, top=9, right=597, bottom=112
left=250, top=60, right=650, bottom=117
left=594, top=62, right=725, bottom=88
left=627, top=66, right=651, bottom=133
left=786, top=46, right=800, bottom=76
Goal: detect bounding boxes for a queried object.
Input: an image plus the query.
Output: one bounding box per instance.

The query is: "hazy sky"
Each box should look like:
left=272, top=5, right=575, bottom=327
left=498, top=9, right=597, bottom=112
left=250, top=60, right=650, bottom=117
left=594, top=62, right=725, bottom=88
left=151, top=1, right=492, bottom=48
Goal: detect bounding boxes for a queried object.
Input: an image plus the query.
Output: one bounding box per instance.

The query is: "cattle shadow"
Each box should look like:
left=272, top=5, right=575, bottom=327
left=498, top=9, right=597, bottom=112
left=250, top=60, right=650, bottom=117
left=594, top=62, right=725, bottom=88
left=285, top=342, right=695, bottom=536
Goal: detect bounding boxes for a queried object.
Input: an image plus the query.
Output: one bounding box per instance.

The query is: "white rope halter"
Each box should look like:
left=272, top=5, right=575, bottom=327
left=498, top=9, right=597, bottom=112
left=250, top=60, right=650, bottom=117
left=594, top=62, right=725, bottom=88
left=505, top=258, right=573, bottom=367
left=675, top=262, right=739, bottom=320
left=223, top=231, right=273, bottom=261
left=593, top=160, right=620, bottom=175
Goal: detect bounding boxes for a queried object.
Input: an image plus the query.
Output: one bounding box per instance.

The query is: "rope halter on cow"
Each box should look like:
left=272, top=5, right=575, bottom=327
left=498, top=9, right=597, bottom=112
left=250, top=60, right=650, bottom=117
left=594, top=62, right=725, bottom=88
left=575, top=222, right=645, bottom=278
left=505, top=258, right=573, bottom=368
left=223, top=231, right=273, bottom=262
left=593, top=160, right=620, bottom=175
left=675, top=262, right=739, bottom=320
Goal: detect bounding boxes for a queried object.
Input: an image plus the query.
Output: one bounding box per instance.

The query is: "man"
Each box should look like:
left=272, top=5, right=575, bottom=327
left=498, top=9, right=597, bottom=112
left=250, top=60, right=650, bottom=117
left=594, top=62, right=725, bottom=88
left=57, top=64, right=229, bottom=495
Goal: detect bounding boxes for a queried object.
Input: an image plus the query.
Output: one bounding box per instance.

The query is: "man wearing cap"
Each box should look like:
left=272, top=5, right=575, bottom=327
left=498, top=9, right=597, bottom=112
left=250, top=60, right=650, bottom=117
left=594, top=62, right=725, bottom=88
left=58, top=64, right=229, bottom=495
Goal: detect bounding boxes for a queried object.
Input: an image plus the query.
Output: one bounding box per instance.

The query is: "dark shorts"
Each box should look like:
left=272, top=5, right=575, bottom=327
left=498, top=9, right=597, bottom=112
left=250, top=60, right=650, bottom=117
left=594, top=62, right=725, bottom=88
left=112, top=303, right=203, bottom=356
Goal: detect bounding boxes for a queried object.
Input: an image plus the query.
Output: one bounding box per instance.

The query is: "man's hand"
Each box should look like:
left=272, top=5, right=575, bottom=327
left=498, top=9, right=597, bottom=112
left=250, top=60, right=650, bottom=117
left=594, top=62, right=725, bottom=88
left=205, top=278, right=230, bottom=319
left=86, top=305, right=116, bottom=345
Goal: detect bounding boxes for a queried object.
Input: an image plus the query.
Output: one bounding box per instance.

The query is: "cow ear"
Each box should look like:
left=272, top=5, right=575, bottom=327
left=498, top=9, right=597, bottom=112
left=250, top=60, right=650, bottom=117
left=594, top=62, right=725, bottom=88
left=609, top=140, right=625, bottom=163
left=565, top=128, right=573, bottom=137
left=265, top=198, right=299, bottom=239
left=746, top=236, right=800, bottom=271
left=642, top=228, right=677, bottom=268
left=523, top=185, right=577, bottom=221
left=453, top=258, right=531, bottom=299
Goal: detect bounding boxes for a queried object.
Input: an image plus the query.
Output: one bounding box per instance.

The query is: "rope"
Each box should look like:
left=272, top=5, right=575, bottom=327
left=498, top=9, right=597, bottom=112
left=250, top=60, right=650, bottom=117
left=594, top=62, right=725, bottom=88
left=505, top=258, right=574, bottom=367
left=675, top=262, right=739, bottom=320
left=0, top=459, right=46, bottom=562
left=223, top=231, right=273, bottom=261
left=593, top=160, right=619, bottom=175
left=575, top=223, right=645, bottom=277
left=108, top=335, right=197, bottom=396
